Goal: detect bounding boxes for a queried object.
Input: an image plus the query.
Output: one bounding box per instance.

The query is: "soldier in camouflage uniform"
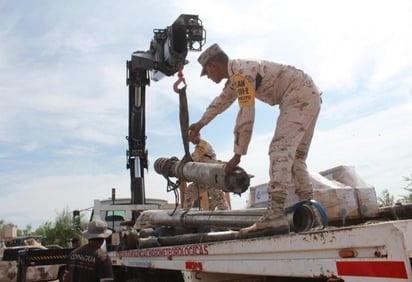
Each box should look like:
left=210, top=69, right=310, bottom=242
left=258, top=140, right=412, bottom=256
left=189, top=44, right=321, bottom=234
left=183, top=131, right=229, bottom=211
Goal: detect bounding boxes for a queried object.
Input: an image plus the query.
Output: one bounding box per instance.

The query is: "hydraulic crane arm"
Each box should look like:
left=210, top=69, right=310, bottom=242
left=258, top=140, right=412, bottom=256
left=125, top=15, right=206, bottom=210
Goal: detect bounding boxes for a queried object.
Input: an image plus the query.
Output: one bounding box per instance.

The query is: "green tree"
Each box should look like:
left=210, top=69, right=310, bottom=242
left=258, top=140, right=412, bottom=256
left=1, top=208, right=88, bottom=247
left=17, top=224, right=33, bottom=236
left=378, top=189, right=395, bottom=207
left=399, top=174, right=412, bottom=203
left=33, top=207, right=88, bottom=247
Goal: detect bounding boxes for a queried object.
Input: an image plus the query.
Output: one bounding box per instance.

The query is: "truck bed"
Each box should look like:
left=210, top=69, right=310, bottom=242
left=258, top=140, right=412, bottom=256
left=109, top=219, right=412, bottom=281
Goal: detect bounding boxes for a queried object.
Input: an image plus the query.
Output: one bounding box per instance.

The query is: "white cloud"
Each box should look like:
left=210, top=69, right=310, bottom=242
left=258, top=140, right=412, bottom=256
left=0, top=0, right=411, bottom=230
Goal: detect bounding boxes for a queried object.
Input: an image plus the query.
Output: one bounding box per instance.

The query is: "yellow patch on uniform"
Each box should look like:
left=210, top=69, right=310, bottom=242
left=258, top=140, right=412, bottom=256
left=195, top=140, right=207, bottom=157
left=231, top=73, right=255, bottom=107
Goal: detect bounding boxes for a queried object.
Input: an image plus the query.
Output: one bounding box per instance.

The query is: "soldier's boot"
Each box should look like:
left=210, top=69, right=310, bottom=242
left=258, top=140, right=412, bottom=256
left=209, top=188, right=229, bottom=210
left=183, top=191, right=195, bottom=212
left=215, top=200, right=228, bottom=210
left=297, top=190, right=322, bottom=229
left=296, top=190, right=313, bottom=202
left=240, top=194, right=289, bottom=234
left=183, top=198, right=193, bottom=212
left=183, top=183, right=198, bottom=212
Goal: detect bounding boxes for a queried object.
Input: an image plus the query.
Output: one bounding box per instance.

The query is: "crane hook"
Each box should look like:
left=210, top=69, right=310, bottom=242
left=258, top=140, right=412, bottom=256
left=173, top=68, right=187, bottom=94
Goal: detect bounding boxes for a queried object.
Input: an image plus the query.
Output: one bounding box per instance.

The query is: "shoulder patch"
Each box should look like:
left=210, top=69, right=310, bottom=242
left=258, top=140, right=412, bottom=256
left=231, top=73, right=255, bottom=107
left=195, top=140, right=207, bottom=157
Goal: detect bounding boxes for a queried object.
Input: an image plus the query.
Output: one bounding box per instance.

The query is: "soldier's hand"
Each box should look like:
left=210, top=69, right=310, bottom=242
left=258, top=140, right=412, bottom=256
left=188, top=121, right=204, bottom=139
left=225, top=154, right=241, bottom=174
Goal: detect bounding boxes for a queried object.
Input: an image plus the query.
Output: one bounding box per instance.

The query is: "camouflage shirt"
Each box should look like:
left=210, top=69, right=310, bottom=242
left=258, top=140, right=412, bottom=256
left=199, top=59, right=317, bottom=155
left=191, top=139, right=216, bottom=163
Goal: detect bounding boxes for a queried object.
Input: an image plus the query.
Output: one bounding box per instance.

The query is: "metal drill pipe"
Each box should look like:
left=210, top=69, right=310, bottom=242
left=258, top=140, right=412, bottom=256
left=134, top=207, right=314, bottom=233
left=154, top=157, right=250, bottom=194
left=137, top=230, right=277, bottom=249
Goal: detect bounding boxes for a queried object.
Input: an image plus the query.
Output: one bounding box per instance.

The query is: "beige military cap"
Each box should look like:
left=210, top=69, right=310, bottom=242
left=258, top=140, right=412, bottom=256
left=198, top=43, right=225, bottom=76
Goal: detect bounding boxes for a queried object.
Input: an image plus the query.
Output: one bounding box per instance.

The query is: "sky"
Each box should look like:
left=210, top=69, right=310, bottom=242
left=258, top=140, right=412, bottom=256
left=0, top=0, right=411, bottom=230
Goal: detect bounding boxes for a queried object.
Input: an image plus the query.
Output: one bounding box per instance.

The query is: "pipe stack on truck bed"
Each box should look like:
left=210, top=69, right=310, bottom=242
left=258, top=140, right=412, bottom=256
left=109, top=220, right=412, bottom=281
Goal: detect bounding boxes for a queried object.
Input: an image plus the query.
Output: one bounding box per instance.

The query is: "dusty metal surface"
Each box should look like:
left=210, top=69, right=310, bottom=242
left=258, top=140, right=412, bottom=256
left=154, top=157, right=250, bottom=194
left=133, top=206, right=315, bottom=233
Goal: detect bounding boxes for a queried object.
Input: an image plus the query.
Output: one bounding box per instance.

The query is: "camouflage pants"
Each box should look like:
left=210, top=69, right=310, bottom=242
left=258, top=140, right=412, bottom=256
left=183, top=182, right=228, bottom=211
left=268, top=74, right=321, bottom=203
